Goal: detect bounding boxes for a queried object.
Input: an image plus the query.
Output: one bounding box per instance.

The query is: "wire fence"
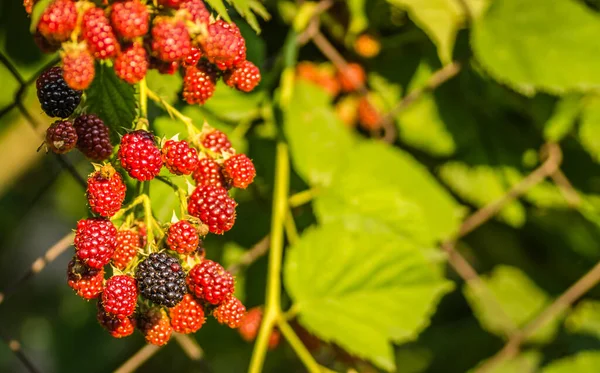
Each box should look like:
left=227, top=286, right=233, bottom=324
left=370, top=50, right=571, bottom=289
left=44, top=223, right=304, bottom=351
left=1, top=9, right=599, bottom=373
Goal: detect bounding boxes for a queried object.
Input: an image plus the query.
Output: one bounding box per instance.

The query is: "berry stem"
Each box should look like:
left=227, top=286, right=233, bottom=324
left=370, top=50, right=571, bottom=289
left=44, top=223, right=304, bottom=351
left=288, top=188, right=318, bottom=208
left=284, top=208, right=299, bottom=245
left=248, top=142, right=289, bottom=373
left=142, top=187, right=154, bottom=254
left=155, top=175, right=188, bottom=217
left=139, top=77, right=148, bottom=118
left=276, top=317, right=325, bottom=373
left=110, top=194, right=148, bottom=222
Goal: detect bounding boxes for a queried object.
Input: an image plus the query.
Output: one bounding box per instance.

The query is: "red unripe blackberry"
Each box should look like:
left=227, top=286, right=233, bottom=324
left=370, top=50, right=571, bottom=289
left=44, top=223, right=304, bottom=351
left=82, top=7, right=120, bottom=59
left=222, top=154, right=256, bottom=189
left=118, top=130, right=163, bottom=181
left=186, top=260, right=234, bottom=305
left=37, top=0, right=77, bottom=42
left=192, top=157, right=226, bottom=188
left=354, top=34, right=381, bottom=58
left=182, top=46, right=203, bottom=67
left=151, top=16, right=191, bottom=62
left=74, top=114, right=114, bottom=161
left=200, top=129, right=232, bottom=154
left=157, top=0, right=183, bottom=8
left=167, top=220, right=200, bottom=254
left=239, top=307, right=281, bottom=348
left=296, top=61, right=340, bottom=97
left=169, top=294, right=205, bottom=334
left=45, top=120, right=77, bottom=154
left=36, top=66, right=82, bottom=118
left=110, top=0, right=149, bottom=39
left=113, top=229, right=141, bottom=270
left=34, top=32, right=61, bottom=54
left=161, top=139, right=199, bottom=175
left=336, top=62, right=366, bottom=93
left=24, top=0, right=35, bottom=14
left=213, top=296, right=246, bottom=328
left=62, top=46, right=96, bottom=90
left=187, top=185, right=237, bottom=234
left=179, top=0, right=210, bottom=25
left=102, top=275, right=137, bottom=319
left=97, top=302, right=136, bottom=338
left=67, top=257, right=104, bottom=300
left=357, top=96, right=382, bottom=131
left=114, top=42, right=148, bottom=84
left=224, top=61, right=261, bottom=92
left=74, top=218, right=117, bottom=269
left=87, top=164, right=126, bottom=218
left=136, top=253, right=187, bottom=307
left=182, top=62, right=217, bottom=105
left=139, top=308, right=172, bottom=346
left=199, top=20, right=246, bottom=70
left=149, top=57, right=180, bottom=75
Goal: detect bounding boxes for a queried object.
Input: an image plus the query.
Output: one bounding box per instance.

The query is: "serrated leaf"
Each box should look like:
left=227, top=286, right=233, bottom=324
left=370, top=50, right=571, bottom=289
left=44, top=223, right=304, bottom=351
left=228, top=0, right=270, bottom=33
left=541, top=351, right=600, bottom=373
left=86, top=63, right=136, bottom=137
left=472, top=0, right=600, bottom=95
left=468, top=351, right=541, bottom=373
left=544, top=94, right=583, bottom=142
left=386, top=0, right=464, bottom=64
left=580, top=96, right=600, bottom=162
left=464, top=265, right=563, bottom=343
left=439, top=162, right=526, bottom=227
left=283, top=81, right=355, bottom=187
left=30, top=0, right=52, bottom=33
left=203, top=81, right=264, bottom=122
left=314, top=140, right=462, bottom=242
left=205, top=0, right=231, bottom=22
left=284, top=223, right=453, bottom=372
left=565, top=300, right=600, bottom=337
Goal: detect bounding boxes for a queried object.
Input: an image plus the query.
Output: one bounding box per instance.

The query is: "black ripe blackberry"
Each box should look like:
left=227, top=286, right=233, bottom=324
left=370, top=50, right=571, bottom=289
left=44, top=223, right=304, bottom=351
left=36, top=66, right=82, bottom=118
left=136, top=253, right=187, bottom=307
left=74, top=114, right=113, bottom=161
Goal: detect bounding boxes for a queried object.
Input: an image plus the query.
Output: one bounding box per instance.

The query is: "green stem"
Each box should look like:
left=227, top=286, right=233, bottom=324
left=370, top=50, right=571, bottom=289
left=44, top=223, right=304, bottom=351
left=155, top=175, right=188, bottom=217
left=248, top=142, right=289, bottom=373
left=139, top=78, right=148, bottom=118
left=276, top=317, right=322, bottom=373
left=142, top=184, right=154, bottom=254
left=110, top=194, right=147, bottom=222
left=284, top=208, right=299, bottom=245
left=289, top=188, right=318, bottom=208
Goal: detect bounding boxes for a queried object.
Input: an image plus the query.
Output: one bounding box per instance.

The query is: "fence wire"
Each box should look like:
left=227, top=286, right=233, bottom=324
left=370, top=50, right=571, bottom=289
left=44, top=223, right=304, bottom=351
left=0, top=16, right=598, bottom=373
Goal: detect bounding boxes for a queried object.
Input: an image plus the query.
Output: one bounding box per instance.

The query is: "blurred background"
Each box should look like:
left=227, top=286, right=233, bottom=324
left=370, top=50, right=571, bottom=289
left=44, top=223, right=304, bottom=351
left=3, top=0, right=600, bottom=372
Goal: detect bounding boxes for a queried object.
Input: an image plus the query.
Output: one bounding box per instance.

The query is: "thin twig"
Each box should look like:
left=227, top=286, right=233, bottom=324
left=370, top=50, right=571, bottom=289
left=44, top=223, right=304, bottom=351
left=296, top=0, right=334, bottom=44
left=0, top=327, right=41, bottom=373
left=550, top=169, right=582, bottom=207
left=476, top=259, right=600, bottom=373
left=0, top=232, right=74, bottom=305
left=113, top=344, right=160, bottom=373
left=458, top=143, right=562, bottom=238
left=174, top=333, right=204, bottom=360
left=227, top=235, right=270, bottom=275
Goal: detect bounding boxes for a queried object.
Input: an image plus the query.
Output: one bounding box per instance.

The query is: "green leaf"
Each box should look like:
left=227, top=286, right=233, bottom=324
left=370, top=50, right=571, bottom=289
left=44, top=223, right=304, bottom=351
left=439, top=162, right=525, bottom=227
left=227, top=0, right=270, bottom=33
left=544, top=94, right=583, bottom=142
left=145, top=69, right=182, bottom=106
left=29, top=0, right=52, bottom=33
left=284, top=223, right=453, bottom=371
left=469, top=351, right=541, bottom=373
left=472, top=0, right=600, bottom=95
left=205, top=0, right=231, bottom=22
left=283, top=81, right=355, bottom=187
left=386, top=0, right=464, bottom=64
left=565, top=300, right=600, bottom=337
left=348, top=0, right=368, bottom=36
left=315, top=140, right=463, bottom=243
left=86, top=63, right=136, bottom=137
left=464, top=265, right=563, bottom=343
left=202, top=81, right=264, bottom=122
left=580, top=96, right=600, bottom=162
left=395, top=61, right=456, bottom=156
left=541, top=351, right=600, bottom=373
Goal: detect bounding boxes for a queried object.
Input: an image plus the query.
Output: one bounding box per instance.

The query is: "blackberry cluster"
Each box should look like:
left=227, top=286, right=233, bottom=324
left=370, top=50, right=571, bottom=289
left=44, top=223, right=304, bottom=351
left=136, top=253, right=187, bottom=307
left=36, top=67, right=81, bottom=118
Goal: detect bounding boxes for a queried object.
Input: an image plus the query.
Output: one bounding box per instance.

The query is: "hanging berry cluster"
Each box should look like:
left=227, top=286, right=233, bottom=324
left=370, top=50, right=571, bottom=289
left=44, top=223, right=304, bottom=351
left=27, top=0, right=261, bottom=101
left=295, top=61, right=383, bottom=131
left=65, top=123, right=255, bottom=344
